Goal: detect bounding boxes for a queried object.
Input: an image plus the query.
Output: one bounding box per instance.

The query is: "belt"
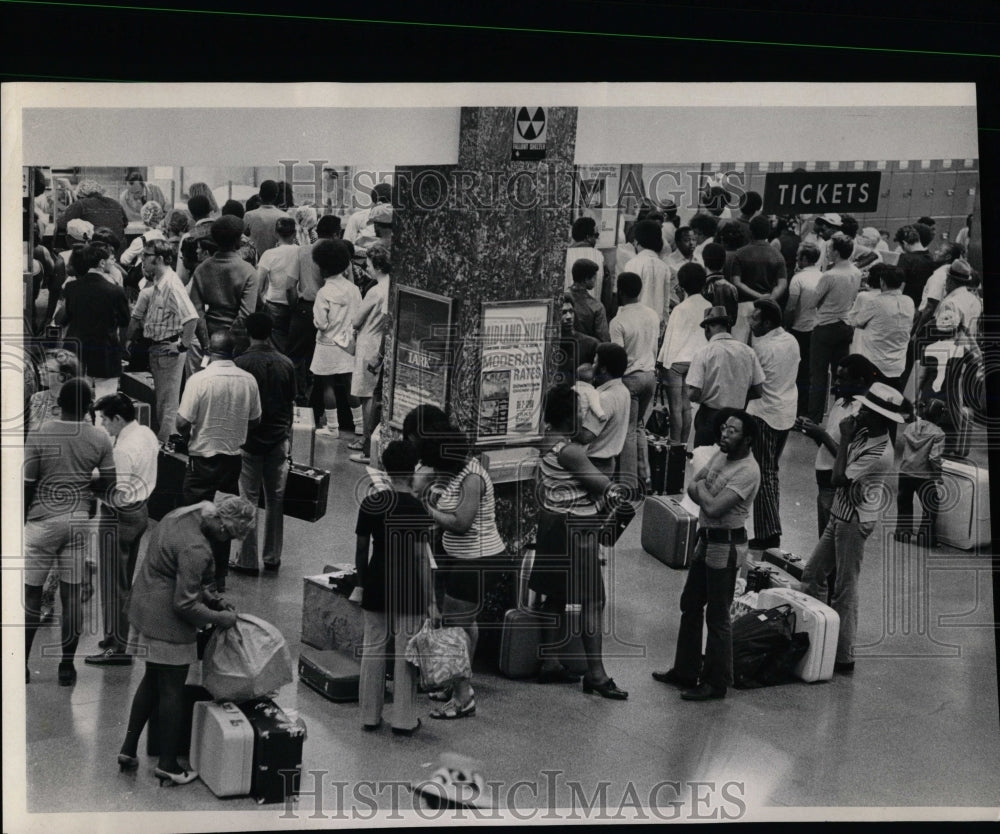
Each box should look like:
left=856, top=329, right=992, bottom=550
left=152, top=334, right=182, bottom=344
left=700, top=527, right=747, bottom=544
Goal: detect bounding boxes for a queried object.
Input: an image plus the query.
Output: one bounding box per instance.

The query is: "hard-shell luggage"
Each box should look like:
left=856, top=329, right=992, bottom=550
left=281, top=463, right=330, bottom=522
left=147, top=442, right=188, bottom=521
left=647, top=439, right=687, bottom=495
left=298, top=649, right=361, bottom=702
left=937, top=457, right=991, bottom=550
left=763, top=548, right=805, bottom=581
left=640, top=495, right=696, bottom=568
left=757, top=587, right=839, bottom=682
left=129, top=397, right=152, bottom=429
left=190, top=700, right=255, bottom=797
left=146, top=683, right=212, bottom=756
left=236, top=697, right=306, bottom=805
left=743, top=558, right=798, bottom=591
left=290, top=406, right=316, bottom=466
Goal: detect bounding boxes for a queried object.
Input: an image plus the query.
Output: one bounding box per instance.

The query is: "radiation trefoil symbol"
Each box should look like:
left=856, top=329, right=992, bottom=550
left=516, top=107, right=546, bottom=141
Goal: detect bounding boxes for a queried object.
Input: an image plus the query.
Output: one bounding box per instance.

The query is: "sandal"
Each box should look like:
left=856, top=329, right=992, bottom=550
left=430, top=697, right=476, bottom=720
left=427, top=687, right=453, bottom=702
left=347, top=439, right=365, bottom=451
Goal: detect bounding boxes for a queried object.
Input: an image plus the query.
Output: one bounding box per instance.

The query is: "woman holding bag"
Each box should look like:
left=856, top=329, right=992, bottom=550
left=118, top=496, right=255, bottom=786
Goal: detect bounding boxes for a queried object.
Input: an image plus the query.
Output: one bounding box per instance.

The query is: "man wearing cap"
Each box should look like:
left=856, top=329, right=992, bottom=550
left=731, top=216, right=789, bottom=346
left=176, top=330, right=262, bottom=591
left=57, top=179, right=128, bottom=252
left=344, top=182, right=392, bottom=244
left=807, top=233, right=862, bottom=424
left=625, top=218, right=674, bottom=327
left=127, top=238, right=199, bottom=441
left=188, top=215, right=260, bottom=359
left=243, top=180, right=288, bottom=256
left=846, top=263, right=914, bottom=395
left=801, top=381, right=903, bottom=673
left=687, top=306, right=764, bottom=448
left=746, top=299, right=799, bottom=550
left=811, top=213, right=841, bottom=270
left=931, top=258, right=981, bottom=340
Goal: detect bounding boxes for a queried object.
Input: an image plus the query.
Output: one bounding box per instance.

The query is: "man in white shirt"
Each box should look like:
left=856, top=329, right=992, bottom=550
left=746, top=300, right=800, bottom=549
left=784, top=242, right=824, bottom=417
left=689, top=213, right=719, bottom=268
left=665, top=225, right=694, bottom=278
left=176, top=330, right=262, bottom=590
left=243, top=180, right=288, bottom=256
left=256, top=216, right=300, bottom=354
left=85, top=393, right=159, bottom=665
left=563, top=216, right=608, bottom=309
left=610, top=272, right=661, bottom=493
left=625, top=219, right=673, bottom=329
left=846, top=263, right=914, bottom=392
left=932, top=258, right=981, bottom=339
left=343, top=182, right=392, bottom=244
left=577, top=343, right=631, bottom=478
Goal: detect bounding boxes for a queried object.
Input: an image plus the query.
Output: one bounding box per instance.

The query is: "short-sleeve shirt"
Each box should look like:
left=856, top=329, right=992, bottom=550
left=134, top=268, right=199, bottom=342
left=695, top=450, right=761, bottom=530
left=625, top=249, right=672, bottom=321
left=355, top=491, right=433, bottom=614
left=25, top=421, right=115, bottom=521
left=814, top=262, right=862, bottom=327
left=816, top=398, right=861, bottom=471
left=785, top=265, right=824, bottom=332
left=746, top=327, right=800, bottom=431
left=177, top=360, right=262, bottom=456
left=582, top=378, right=631, bottom=460
left=732, top=241, right=788, bottom=296
left=831, top=431, right=894, bottom=523
left=257, top=243, right=300, bottom=305
left=687, top=333, right=765, bottom=410
left=609, top=303, right=661, bottom=375
left=436, top=458, right=506, bottom=560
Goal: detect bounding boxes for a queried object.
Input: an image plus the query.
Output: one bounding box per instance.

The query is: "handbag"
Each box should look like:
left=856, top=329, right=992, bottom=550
left=404, top=619, right=472, bottom=691
left=645, top=381, right=670, bottom=438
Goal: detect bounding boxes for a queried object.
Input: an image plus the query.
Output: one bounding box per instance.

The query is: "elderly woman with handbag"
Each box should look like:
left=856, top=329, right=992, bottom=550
left=118, top=496, right=255, bottom=786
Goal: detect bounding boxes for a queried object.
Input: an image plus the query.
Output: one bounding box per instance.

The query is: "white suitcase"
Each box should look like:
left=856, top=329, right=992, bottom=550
left=190, top=700, right=255, bottom=797
left=290, top=406, right=316, bottom=465
left=937, top=459, right=991, bottom=551
left=757, top=587, right=839, bottom=683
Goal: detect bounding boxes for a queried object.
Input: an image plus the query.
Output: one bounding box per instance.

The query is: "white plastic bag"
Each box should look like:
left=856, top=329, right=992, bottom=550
left=203, top=613, right=294, bottom=700
left=404, top=620, right=471, bottom=690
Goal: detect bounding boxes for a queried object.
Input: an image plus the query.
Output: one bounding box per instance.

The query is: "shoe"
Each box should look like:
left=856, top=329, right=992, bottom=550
left=537, top=665, right=581, bottom=684
left=362, top=719, right=383, bottom=732
left=347, top=438, right=365, bottom=451
left=392, top=718, right=421, bottom=736
left=118, top=753, right=139, bottom=771
left=262, top=562, right=281, bottom=573
left=85, top=648, right=133, bottom=666
left=350, top=453, right=371, bottom=464
left=57, top=662, right=77, bottom=686
left=154, top=767, right=199, bottom=786
left=748, top=536, right=780, bottom=550
left=651, top=668, right=698, bottom=689
left=315, top=426, right=339, bottom=438
left=430, top=698, right=476, bottom=720
left=680, top=683, right=726, bottom=701
left=582, top=677, right=628, bottom=700
left=98, top=636, right=116, bottom=650
left=228, top=563, right=260, bottom=577
left=834, top=660, right=855, bottom=674
left=427, top=687, right=453, bottom=702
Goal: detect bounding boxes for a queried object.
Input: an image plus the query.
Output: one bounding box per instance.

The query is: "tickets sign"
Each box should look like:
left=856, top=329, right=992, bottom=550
left=763, top=171, right=881, bottom=214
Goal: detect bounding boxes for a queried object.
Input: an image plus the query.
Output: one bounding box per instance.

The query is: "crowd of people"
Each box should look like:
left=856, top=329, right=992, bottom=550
left=20, top=172, right=985, bottom=782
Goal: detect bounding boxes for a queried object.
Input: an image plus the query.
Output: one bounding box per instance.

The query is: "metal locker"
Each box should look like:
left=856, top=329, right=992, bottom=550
left=908, top=163, right=938, bottom=221
left=952, top=168, right=979, bottom=221
left=884, top=161, right=916, bottom=226
left=930, top=164, right=959, bottom=219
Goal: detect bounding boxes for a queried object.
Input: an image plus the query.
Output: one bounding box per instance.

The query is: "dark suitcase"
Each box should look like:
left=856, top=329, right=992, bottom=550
left=148, top=443, right=189, bottom=521
left=298, top=649, right=361, bottom=702
left=236, top=697, right=306, bottom=805
left=146, top=684, right=213, bottom=756
left=763, top=548, right=805, bottom=581
left=120, top=371, right=156, bottom=425
left=648, top=439, right=687, bottom=495
left=743, top=558, right=798, bottom=591
left=279, top=463, right=330, bottom=522
left=640, top=495, right=696, bottom=568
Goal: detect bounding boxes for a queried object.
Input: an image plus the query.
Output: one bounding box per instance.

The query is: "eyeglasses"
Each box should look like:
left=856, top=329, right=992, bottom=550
left=141, top=252, right=156, bottom=259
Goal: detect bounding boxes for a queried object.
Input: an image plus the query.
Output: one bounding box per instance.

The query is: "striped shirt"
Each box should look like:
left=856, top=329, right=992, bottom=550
left=437, top=458, right=506, bottom=560
left=538, top=440, right=600, bottom=516
left=133, top=268, right=198, bottom=342
left=831, top=432, right=894, bottom=524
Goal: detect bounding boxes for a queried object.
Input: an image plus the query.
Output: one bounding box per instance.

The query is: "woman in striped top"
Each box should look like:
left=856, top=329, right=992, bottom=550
left=419, top=424, right=507, bottom=720
left=530, top=386, right=629, bottom=700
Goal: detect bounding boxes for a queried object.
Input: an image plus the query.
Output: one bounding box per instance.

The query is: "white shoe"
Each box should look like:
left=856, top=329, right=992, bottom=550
left=316, top=425, right=339, bottom=438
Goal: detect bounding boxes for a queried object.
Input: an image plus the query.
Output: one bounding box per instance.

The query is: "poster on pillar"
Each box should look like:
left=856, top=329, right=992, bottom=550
left=511, top=106, right=547, bottom=161
left=387, top=286, right=458, bottom=429
left=477, top=300, right=551, bottom=445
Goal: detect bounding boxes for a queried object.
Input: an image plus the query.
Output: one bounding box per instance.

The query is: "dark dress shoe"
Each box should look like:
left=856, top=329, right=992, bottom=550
left=85, top=648, right=133, bottom=666
left=57, top=662, right=77, bottom=686
left=362, top=719, right=383, bottom=732
left=582, top=677, right=628, bottom=700
left=537, top=665, right=581, bottom=684
left=680, top=683, right=726, bottom=701
left=748, top=535, right=780, bottom=550
left=228, top=563, right=260, bottom=577
left=391, top=718, right=421, bottom=736
left=834, top=660, right=855, bottom=674
left=651, top=669, right=698, bottom=689
left=262, top=562, right=281, bottom=573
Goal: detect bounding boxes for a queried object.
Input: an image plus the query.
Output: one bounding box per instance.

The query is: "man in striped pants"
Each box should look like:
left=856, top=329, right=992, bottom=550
left=746, top=299, right=800, bottom=550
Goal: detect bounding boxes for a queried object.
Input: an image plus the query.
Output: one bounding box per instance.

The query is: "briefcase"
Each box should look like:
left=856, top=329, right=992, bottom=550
left=281, top=462, right=330, bottom=522
left=148, top=443, right=189, bottom=521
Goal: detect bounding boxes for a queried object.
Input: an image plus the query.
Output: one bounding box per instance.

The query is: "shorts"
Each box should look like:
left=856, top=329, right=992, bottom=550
left=23, top=512, right=97, bottom=586
left=529, top=509, right=606, bottom=607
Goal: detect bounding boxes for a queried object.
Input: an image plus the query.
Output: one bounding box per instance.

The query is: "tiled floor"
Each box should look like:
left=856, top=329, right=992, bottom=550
left=18, top=427, right=1000, bottom=822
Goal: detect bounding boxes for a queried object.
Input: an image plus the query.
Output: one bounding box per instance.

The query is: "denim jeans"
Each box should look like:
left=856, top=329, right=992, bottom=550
left=149, top=344, right=185, bottom=442
left=801, top=515, right=872, bottom=663
left=672, top=533, right=745, bottom=689
left=233, top=440, right=290, bottom=569
left=619, top=370, right=656, bottom=489
left=263, top=301, right=292, bottom=355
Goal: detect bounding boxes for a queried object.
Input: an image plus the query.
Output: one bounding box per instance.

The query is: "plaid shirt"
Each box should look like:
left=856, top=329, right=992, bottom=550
left=133, top=268, right=198, bottom=342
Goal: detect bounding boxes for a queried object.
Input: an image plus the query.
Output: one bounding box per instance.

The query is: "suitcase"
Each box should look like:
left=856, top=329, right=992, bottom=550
left=298, top=649, right=361, bottom=702
left=190, top=700, right=255, bottom=797
left=937, top=458, right=991, bottom=550
left=743, top=558, right=798, bottom=591
left=120, top=371, right=156, bottom=425
left=129, top=397, right=152, bottom=429
left=236, top=697, right=306, bottom=805
left=648, top=439, right=687, bottom=496
left=147, top=443, right=189, bottom=521
left=146, top=684, right=213, bottom=756
left=641, top=495, right=696, bottom=568
left=757, top=587, right=840, bottom=682
left=290, top=406, right=316, bottom=466
left=281, top=462, right=330, bottom=522
left=763, top=548, right=805, bottom=581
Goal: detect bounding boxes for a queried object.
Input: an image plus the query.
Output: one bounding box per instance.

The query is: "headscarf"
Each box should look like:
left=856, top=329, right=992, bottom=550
left=140, top=200, right=165, bottom=229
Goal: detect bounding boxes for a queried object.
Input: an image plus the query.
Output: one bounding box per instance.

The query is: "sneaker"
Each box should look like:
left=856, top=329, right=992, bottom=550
left=315, top=426, right=339, bottom=438
left=350, top=453, right=371, bottom=464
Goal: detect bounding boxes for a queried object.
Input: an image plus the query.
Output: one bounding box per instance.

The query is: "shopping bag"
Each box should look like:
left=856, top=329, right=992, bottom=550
left=203, top=613, right=294, bottom=700
left=404, top=619, right=472, bottom=691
